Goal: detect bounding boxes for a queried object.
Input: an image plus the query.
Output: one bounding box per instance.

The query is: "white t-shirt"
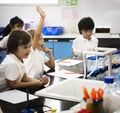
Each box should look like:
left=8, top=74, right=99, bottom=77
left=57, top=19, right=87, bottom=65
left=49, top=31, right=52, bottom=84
left=24, top=47, right=49, bottom=79
left=72, top=35, right=98, bottom=56
left=1, top=54, right=26, bottom=82
left=0, top=35, right=9, bottom=49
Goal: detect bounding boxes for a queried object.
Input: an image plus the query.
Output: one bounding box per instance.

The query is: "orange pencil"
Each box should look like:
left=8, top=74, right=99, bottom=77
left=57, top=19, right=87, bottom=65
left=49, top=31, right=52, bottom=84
left=82, top=86, right=89, bottom=101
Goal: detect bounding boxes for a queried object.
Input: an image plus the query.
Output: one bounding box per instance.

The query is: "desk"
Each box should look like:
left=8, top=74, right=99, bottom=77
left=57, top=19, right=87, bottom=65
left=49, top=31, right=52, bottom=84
left=35, top=79, right=104, bottom=111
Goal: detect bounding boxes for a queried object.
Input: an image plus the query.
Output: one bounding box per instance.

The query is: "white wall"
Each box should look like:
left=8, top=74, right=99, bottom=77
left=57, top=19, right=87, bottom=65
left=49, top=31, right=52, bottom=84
left=0, top=0, right=120, bottom=33
left=79, top=0, right=120, bottom=33
left=0, top=4, right=80, bottom=33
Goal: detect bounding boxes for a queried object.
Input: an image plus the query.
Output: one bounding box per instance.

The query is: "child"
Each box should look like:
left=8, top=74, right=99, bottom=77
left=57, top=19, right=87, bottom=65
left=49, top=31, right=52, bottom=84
left=72, top=17, right=98, bottom=60
left=0, top=16, right=24, bottom=49
left=70, top=17, right=98, bottom=73
left=1, top=29, right=49, bottom=113
left=0, top=16, right=24, bottom=63
left=25, top=6, right=55, bottom=79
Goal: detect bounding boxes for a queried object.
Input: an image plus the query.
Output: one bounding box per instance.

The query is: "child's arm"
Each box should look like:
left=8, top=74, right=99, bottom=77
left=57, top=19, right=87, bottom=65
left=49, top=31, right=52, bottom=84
left=32, top=6, right=45, bottom=50
left=6, top=73, right=49, bottom=89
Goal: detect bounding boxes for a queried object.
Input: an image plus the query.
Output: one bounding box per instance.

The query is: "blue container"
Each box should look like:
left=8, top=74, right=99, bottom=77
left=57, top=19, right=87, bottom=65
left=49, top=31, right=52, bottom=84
left=42, top=26, right=64, bottom=35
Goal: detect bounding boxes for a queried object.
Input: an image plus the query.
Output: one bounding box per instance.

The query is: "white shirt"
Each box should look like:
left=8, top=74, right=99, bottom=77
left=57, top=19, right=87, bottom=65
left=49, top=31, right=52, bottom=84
left=1, top=54, right=26, bottom=81
left=24, top=47, right=49, bottom=79
left=1, top=54, right=26, bottom=91
left=0, top=35, right=9, bottom=49
left=72, top=35, right=98, bottom=56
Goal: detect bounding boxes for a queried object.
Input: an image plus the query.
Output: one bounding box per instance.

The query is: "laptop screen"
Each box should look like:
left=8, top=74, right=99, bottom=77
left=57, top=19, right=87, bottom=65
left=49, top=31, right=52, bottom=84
left=95, top=28, right=110, bottom=33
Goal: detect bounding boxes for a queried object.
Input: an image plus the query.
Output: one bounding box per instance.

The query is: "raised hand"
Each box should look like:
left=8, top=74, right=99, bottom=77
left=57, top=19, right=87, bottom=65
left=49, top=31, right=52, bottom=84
left=36, top=6, right=46, bottom=19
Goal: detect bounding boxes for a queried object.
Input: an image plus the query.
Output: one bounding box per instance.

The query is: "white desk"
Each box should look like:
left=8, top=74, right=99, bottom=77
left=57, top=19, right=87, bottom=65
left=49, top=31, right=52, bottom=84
left=35, top=79, right=104, bottom=102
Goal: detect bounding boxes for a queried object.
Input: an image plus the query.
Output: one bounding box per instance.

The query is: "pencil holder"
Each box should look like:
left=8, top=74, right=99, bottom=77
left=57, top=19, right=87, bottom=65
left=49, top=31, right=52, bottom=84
left=86, top=99, right=104, bottom=113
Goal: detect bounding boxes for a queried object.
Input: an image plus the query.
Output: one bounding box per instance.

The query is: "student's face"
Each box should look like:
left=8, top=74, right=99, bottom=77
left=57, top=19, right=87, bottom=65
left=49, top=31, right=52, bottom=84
left=15, top=41, right=31, bottom=59
left=12, top=23, right=23, bottom=30
left=82, top=30, right=93, bottom=40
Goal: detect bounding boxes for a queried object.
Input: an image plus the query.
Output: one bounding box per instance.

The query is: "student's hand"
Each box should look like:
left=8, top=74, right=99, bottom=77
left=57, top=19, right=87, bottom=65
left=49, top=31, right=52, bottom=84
left=40, top=75, right=49, bottom=85
left=41, top=45, right=51, bottom=54
left=36, top=6, right=46, bottom=19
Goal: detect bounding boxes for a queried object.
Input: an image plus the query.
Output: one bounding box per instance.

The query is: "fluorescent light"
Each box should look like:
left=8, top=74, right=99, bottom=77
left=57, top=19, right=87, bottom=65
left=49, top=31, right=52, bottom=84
left=0, top=0, right=59, bottom=4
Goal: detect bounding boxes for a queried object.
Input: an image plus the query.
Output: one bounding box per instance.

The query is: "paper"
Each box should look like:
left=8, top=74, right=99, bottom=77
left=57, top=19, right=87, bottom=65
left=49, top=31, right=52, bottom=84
left=0, top=89, right=38, bottom=104
left=47, top=69, right=84, bottom=79
left=56, top=59, right=83, bottom=66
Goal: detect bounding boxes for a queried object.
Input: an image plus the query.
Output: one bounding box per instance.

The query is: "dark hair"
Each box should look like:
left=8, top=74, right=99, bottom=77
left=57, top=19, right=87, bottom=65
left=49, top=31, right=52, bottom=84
left=78, top=17, right=95, bottom=34
left=0, top=16, right=24, bottom=38
left=7, top=30, right=31, bottom=54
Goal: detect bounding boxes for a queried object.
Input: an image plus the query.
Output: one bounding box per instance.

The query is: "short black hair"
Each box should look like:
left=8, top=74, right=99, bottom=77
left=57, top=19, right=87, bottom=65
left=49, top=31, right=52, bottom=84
left=10, top=16, right=24, bottom=26
left=7, top=30, right=31, bottom=54
left=78, top=17, right=95, bottom=34
left=0, top=16, right=24, bottom=38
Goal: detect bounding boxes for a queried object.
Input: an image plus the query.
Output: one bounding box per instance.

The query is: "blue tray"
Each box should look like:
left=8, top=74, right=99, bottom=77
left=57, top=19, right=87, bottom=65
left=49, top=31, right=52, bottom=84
left=42, top=26, right=64, bottom=35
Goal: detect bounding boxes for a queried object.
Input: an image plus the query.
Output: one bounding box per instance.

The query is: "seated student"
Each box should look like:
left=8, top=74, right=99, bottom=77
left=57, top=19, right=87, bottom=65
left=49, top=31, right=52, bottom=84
left=68, top=17, right=98, bottom=73
left=0, top=16, right=24, bottom=64
left=72, top=17, right=98, bottom=60
left=0, top=16, right=24, bottom=49
left=1, top=29, right=49, bottom=113
left=24, top=6, right=55, bottom=80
